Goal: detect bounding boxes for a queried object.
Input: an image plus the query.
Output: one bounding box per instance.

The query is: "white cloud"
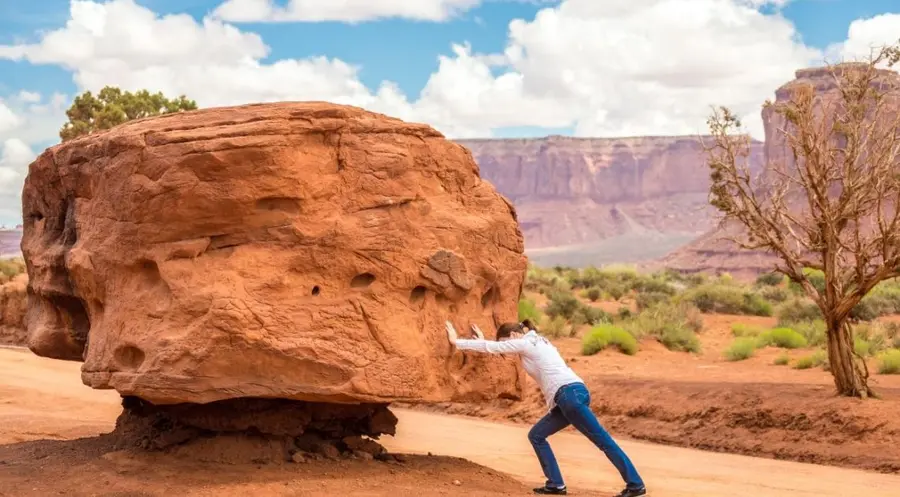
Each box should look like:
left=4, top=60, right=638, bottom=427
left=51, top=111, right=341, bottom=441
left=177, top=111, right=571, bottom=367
left=0, top=0, right=831, bottom=141
left=825, top=13, right=900, bottom=63
left=16, top=91, right=41, bottom=104
left=0, top=138, right=36, bottom=225
left=0, top=139, right=35, bottom=195
left=212, top=0, right=482, bottom=23
left=0, top=100, right=21, bottom=134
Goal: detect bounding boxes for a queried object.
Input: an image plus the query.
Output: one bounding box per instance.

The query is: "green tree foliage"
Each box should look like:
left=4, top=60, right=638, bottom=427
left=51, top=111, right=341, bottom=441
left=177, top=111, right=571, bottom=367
left=60, top=86, right=198, bottom=141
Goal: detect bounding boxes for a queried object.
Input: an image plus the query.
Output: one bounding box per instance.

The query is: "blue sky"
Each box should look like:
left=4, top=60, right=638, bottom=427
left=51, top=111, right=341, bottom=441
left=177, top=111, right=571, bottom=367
left=1, top=0, right=896, bottom=103
left=0, top=0, right=899, bottom=225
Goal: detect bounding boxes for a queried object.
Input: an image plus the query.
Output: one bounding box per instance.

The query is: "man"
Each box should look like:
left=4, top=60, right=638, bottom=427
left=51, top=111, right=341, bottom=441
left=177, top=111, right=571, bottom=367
left=446, top=319, right=647, bottom=497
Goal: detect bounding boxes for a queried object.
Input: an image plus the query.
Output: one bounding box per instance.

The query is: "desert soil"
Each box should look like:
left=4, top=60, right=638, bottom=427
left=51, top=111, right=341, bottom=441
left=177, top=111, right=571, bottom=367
left=2, top=347, right=900, bottom=496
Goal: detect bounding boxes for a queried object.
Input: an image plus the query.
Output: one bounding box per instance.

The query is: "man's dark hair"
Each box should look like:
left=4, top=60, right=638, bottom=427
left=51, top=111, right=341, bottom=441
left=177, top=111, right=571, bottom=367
left=496, top=320, right=537, bottom=340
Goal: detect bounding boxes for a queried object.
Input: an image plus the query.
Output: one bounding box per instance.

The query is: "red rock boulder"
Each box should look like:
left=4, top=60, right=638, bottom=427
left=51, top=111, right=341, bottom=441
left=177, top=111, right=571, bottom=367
left=21, top=102, right=527, bottom=406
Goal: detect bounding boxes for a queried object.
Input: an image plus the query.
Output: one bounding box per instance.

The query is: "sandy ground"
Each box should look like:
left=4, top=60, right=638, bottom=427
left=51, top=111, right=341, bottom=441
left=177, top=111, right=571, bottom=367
left=2, top=347, right=900, bottom=496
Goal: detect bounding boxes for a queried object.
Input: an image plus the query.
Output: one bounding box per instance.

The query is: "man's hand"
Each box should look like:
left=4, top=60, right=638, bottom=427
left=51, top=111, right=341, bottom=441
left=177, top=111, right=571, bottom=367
left=445, top=320, right=458, bottom=344
left=471, top=324, right=485, bottom=339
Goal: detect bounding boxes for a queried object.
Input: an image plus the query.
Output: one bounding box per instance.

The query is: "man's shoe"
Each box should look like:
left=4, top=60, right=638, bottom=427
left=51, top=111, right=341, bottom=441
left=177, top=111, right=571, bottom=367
left=614, top=487, right=647, bottom=497
left=533, top=486, right=567, bottom=495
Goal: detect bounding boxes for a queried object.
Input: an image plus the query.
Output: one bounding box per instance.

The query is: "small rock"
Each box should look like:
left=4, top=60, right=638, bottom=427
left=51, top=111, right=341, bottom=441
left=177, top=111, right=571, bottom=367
left=316, top=443, right=341, bottom=460
left=453, top=480, right=462, bottom=486
left=291, top=452, right=307, bottom=464
left=353, top=450, right=374, bottom=461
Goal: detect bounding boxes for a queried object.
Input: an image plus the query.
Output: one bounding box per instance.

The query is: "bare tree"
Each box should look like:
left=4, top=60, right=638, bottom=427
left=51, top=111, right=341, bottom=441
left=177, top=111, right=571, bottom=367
left=703, top=44, right=900, bottom=398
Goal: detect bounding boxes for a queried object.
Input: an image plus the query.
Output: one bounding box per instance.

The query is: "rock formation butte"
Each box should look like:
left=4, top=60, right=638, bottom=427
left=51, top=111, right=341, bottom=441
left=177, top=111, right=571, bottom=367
left=20, top=102, right=527, bottom=423
left=460, top=136, right=765, bottom=266
left=660, top=64, right=900, bottom=277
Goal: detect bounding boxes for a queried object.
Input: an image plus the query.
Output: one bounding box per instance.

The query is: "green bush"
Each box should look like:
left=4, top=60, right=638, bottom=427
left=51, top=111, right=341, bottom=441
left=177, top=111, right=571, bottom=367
left=793, top=349, right=828, bottom=370
left=724, top=337, right=757, bottom=361
left=632, top=276, right=677, bottom=295
left=759, top=285, right=789, bottom=303
left=788, top=268, right=826, bottom=295
left=573, top=305, right=611, bottom=326
left=635, top=291, right=671, bottom=311
left=541, top=316, right=570, bottom=339
left=853, top=324, right=886, bottom=357
left=755, top=272, right=783, bottom=286
left=518, top=298, right=543, bottom=323
left=684, top=284, right=772, bottom=316
left=756, top=327, right=808, bottom=349
left=777, top=299, right=822, bottom=324
left=731, top=323, right=764, bottom=337
left=586, top=287, right=602, bottom=302
left=616, top=307, right=632, bottom=320
left=773, top=353, right=790, bottom=366
left=545, top=290, right=581, bottom=320
left=581, top=324, right=639, bottom=356
left=877, top=349, right=900, bottom=374
left=0, top=258, right=25, bottom=284
left=621, top=302, right=702, bottom=353
left=791, top=320, right=827, bottom=347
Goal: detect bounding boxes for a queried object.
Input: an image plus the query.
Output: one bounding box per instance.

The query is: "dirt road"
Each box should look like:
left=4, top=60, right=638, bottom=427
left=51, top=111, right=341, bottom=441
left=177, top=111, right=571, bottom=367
left=2, top=346, right=899, bottom=496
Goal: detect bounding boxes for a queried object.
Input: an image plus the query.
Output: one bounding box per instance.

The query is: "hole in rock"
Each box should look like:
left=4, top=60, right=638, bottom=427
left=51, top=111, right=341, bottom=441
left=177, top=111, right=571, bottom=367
left=351, top=273, right=376, bottom=289
left=48, top=293, right=91, bottom=353
left=255, top=196, right=302, bottom=214
left=481, top=287, right=496, bottom=309
left=312, top=286, right=321, bottom=296
left=409, top=286, right=427, bottom=305
left=114, top=345, right=146, bottom=370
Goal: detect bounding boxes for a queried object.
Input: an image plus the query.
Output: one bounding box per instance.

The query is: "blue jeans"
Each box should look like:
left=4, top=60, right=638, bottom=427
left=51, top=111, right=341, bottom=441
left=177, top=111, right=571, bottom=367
left=528, top=382, right=644, bottom=489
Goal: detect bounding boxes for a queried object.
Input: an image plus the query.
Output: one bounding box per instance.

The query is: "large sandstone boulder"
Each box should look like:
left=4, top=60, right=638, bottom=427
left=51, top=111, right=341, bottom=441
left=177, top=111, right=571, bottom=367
left=21, top=102, right=527, bottom=407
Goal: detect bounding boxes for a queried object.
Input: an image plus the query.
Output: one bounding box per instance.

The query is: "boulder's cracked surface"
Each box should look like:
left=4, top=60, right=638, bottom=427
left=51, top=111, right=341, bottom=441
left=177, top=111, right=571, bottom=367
left=21, top=102, right=527, bottom=406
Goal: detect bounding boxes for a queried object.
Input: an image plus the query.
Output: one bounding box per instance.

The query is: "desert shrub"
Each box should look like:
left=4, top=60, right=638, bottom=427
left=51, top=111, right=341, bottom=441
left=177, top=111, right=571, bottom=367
left=581, top=324, right=639, bottom=356
left=854, top=282, right=900, bottom=319
left=0, top=257, right=25, bottom=284
left=773, top=353, right=790, bottom=366
left=731, top=323, right=764, bottom=338
left=850, top=299, right=880, bottom=321
left=573, top=305, right=611, bottom=326
left=631, top=276, right=676, bottom=295
left=545, top=290, right=581, bottom=320
left=777, top=299, right=822, bottom=324
left=724, top=337, right=757, bottom=361
left=759, top=285, right=789, bottom=303
left=788, top=268, right=826, bottom=295
left=877, top=349, right=900, bottom=374
left=623, top=302, right=702, bottom=353
left=635, top=291, right=671, bottom=311
left=684, top=284, right=772, bottom=316
left=616, top=306, right=632, bottom=320
left=542, top=316, right=569, bottom=339
left=756, top=327, right=808, bottom=349
left=586, top=287, right=602, bottom=302
left=793, top=349, right=828, bottom=370
left=849, top=324, right=885, bottom=357
left=518, top=298, right=543, bottom=323
left=755, top=272, right=783, bottom=287
left=791, top=320, right=827, bottom=347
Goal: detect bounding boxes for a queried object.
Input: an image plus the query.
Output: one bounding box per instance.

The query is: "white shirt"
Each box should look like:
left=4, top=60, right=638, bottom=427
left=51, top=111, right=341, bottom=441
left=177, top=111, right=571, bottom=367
left=455, top=330, right=584, bottom=411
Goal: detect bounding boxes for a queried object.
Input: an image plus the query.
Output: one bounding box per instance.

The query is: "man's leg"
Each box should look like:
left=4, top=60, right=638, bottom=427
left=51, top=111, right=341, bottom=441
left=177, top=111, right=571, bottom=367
left=557, top=384, right=645, bottom=491
left=527, top=407, right=570, bottom=492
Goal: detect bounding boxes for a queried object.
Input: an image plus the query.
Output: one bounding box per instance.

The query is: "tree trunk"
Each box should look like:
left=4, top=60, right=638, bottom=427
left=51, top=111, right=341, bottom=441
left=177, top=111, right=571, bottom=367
left=826, top=319, right=873, bottom=398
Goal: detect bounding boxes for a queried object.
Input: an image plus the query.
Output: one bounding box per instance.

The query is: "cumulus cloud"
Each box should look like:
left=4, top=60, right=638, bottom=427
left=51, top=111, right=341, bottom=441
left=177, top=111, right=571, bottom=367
left=0, top=138, right=36, bottom=225
left=825, top=13, right=900, bottom=63
left=212, top=0, right=482, bottom=23
left=2, top=0, right=900, bottom=143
